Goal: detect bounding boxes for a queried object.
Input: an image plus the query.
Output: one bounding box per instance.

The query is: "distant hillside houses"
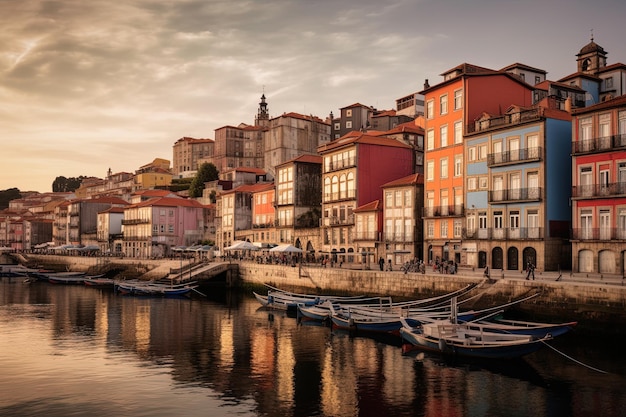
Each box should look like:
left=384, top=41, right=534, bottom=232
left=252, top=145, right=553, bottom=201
left=2, top=38, right=626, bottom=278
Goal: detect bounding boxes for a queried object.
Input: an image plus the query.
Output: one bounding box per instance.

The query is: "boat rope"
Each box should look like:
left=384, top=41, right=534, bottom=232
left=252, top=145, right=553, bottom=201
left=541, top=340, right=609, bottom=374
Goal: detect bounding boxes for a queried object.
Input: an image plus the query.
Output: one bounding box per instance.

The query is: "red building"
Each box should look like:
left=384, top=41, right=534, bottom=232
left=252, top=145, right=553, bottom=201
left=571, top=94, right=626, bottom=274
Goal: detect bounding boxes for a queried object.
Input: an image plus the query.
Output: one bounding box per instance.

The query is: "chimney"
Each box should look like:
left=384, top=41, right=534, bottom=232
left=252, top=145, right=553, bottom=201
left=424, top=79, right=430, bottom=89
left=565, top=97, right=572, bottom=113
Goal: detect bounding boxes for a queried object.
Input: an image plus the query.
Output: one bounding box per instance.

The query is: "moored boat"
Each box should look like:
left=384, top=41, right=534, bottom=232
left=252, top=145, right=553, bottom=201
left=399, top=318, right=551, bottom=359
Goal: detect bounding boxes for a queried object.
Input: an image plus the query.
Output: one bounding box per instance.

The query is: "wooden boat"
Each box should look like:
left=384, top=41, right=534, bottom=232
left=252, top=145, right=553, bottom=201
left=115, top=281, right=198, bottom=297
left=399, top=318, right=551, bottom=359
left=83, top=277, right=116, bottom=288
left=47, top=275, right=86, bottom=285
left=467, top=318, right=578, bottom=338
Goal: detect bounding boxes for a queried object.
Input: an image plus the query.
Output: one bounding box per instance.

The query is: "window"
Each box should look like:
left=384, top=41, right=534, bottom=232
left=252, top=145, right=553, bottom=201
left=454, top=121, right=463, bottom=144
left=509, top=211, right=520, bottom=229
left=580, top=209, right=593, bottom=239
left=454, top=220, right=462, bottom=238
left=494, top=211, right=503, bottom=229
left=620, top=111, right=626, bottom=135
left=334, top=122, right=340, bottom=130
left=427, top=100, right=434, bottom=119
left=427, top=129, right=434, bottom=150
left=468, top=146, right=476, bottom=162
left=454, top=155, right=462, bottom=177
left=478, top=144, right=487, bottom=160
left=467, top=216, right=475, bottom=233
left=346, top=109, right=352, bottom=117
left=619, top=208, right=626, bottom=239
left=478, top=212, right=487, bottom=229
left=427, top=221, right=434, bottom=237
left=599, top=114, right=611, bottom=139
left=605, top=77, right=614, bottom=89
left=346, top=121, right=352, bottom=129
left=600, top=209, right=611, bottom=240
left=404, top=190, right=412, bottom=207
left=535, top=76, right=541, bottom=84
left=454, top=89, right=462, bottom=110
left=467, top=177, right=477, bottom=190
left=440, top=221, right=448, bottom=238
left=440, top=158, right=448, bottom=178
left=440, top=125, right=448, bottom=147
left=440, top=94, right=448, bottom=115
left=427, top=160, right=434, bottom=181
left=394, top=190, right=402, bottom=207
left=385, top=191, right=393, bottom=208
left=479, top=177, right=488, bottom=189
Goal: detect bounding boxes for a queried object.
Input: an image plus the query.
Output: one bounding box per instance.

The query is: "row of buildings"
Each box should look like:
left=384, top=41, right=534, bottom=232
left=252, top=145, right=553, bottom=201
left=2, top=38, right=626, bottom=275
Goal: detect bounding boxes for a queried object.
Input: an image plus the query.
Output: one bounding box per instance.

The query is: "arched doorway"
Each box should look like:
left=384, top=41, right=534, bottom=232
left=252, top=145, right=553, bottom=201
left=578, top=249, right=593, bottom=273
left=507, top=247, right=519, bottom=270
left=478, top=251, right=487, bottom=268
left=599, top=250, right=616, bottom=274
left=492, top=247, right=503, bottom=269
left=522, top=247, right=536, bottom=269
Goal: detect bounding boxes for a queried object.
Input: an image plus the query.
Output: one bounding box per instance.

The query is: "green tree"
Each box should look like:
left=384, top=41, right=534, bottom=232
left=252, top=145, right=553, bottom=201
left=189, top=163, right=219, bottom=198
left=0, top=188, right=21, bottom=210
left=52, top=176, right=87, bottom=192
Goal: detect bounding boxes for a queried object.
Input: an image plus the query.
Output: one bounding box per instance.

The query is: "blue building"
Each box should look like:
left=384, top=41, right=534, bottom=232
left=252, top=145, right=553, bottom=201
left=462, top=99, right=572, bottom=272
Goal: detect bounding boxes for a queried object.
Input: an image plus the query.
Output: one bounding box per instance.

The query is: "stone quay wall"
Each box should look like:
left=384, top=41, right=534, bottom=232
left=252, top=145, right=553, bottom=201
left=239, top=262, right=626, bottom=331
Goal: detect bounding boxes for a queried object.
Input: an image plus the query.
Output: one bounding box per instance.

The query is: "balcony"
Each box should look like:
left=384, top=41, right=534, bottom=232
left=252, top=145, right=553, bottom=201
left=353, top=231, right=380, bottom=241
left=571, top=228, right=626, bottom=241
left=324, top=157, right=356, bottom=173
left=121, top=218, right=151, bottom=225
left=488, top=187, right=543, bottom=203
left=422, top=205, right=465, bottom=218
left=252, top=221, right=278, bottom=228
left=322, top=214, right=355, bottom=227
left=462, top=227, right=544, bottom=240
left=572, top=182, right=626, bottom=199
left=571, top=133, right=626, bottom=155
left=323, top=189, right=356, bottom=202
left=466, top=108, right=543, bottom=134
left=487, top=146, right=542, bottom=167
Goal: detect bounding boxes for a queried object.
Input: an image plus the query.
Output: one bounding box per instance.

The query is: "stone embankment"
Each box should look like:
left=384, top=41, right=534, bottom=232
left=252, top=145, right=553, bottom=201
left=11, top=254, right=626, bottom=333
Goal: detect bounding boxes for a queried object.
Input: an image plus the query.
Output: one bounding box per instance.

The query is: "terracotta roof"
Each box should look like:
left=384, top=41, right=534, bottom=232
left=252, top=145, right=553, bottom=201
left=340, top=102, right=372, bottom=110
left=132, top=189, right=177, bottom=197
left=354, top=199, right=381, bottom=212
left=222, top=167, right=267, bottom=175
left=500, top=62, right=547, bottom=74
left=372, top=110, right=396, bottom=117
left=272, top=112, right=329, bottom=124
left=82, top=196, right=129, bottom=205
left=534, top=79, right=585, bottom=92
left=382, top=173, right=424, bottom=188
left=221, top=182, right=275, bottom=195
left=572, top=94, right=626, bottom=115
left=381, top=121, right=424, bottom=135
left=317, top=131, right=413, bottom=153
left=132, top=197, right=205, bottom=208
left=276, top=154, right=323, bottom=167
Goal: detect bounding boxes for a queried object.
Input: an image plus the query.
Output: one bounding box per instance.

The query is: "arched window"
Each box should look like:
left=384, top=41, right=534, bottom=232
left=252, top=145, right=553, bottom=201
left=339, top=174, right=347, bottom=199
left=331, top=176, right=339, bottom=201
left=324, top=177, right=331, bottom=201
left=347, top=172, right=355, bottom=199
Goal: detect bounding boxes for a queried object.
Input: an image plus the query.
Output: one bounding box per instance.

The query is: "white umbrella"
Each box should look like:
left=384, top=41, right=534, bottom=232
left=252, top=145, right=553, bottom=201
left=224, top=241, right=258, bottom=251
left=269, top=244, right=303, bottom=253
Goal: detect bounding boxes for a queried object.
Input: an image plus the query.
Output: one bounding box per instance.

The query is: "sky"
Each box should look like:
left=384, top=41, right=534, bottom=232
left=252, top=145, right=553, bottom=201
left=1, top=0, right=625, bottom=193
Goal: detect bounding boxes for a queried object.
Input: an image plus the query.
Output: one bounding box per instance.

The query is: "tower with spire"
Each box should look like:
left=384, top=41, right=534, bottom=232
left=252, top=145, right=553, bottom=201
left=255, top=93, right=270, bottom=127
left=576, top=30, right=608, bottom=75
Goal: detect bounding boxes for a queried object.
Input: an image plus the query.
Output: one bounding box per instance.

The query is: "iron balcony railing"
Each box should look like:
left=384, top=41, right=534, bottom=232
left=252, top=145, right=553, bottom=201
left=323, top=189, right=356, bottom=202
left=324, top=157, right=357, bottom=173
left=571, top=133, right=626, bottom=155
left=121, top=218, right=151, bottom=225
left=571, top=182, right=626, bottom=199
left=422, top=205, right=465, bottom=218
left=322, top=214, right=355, bottom=226
left=571, top=228, right=626, bottom=241
left=353, top=231, right=380, bottom=241
left=487, top=146, right=542, bottom=167
left=462, top=227, right=544, bottom=240
left=488, top=187, right=543, bottom=203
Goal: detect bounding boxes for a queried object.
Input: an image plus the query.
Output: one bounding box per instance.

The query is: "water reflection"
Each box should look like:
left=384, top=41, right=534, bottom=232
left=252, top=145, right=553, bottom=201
left=0, top=280, right=625, bottom=417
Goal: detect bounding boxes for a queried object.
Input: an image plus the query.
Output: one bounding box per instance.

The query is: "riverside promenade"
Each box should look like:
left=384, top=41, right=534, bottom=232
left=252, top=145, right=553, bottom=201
left=9, top=253, right=626, bottom=332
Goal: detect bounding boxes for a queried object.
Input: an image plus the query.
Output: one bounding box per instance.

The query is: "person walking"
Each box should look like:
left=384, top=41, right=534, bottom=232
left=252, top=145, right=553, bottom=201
left=525, top=261, right=535, bottom=280
left=379, top=257, right=385, bottom=271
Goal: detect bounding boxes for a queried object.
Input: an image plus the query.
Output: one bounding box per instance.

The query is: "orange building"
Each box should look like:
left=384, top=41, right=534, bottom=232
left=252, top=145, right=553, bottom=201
left=421, top=63, right=534, bottom=264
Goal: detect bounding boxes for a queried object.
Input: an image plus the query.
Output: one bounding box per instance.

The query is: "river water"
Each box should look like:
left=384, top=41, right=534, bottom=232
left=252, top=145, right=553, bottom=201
left=0, top=278, right=625, bottom=417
